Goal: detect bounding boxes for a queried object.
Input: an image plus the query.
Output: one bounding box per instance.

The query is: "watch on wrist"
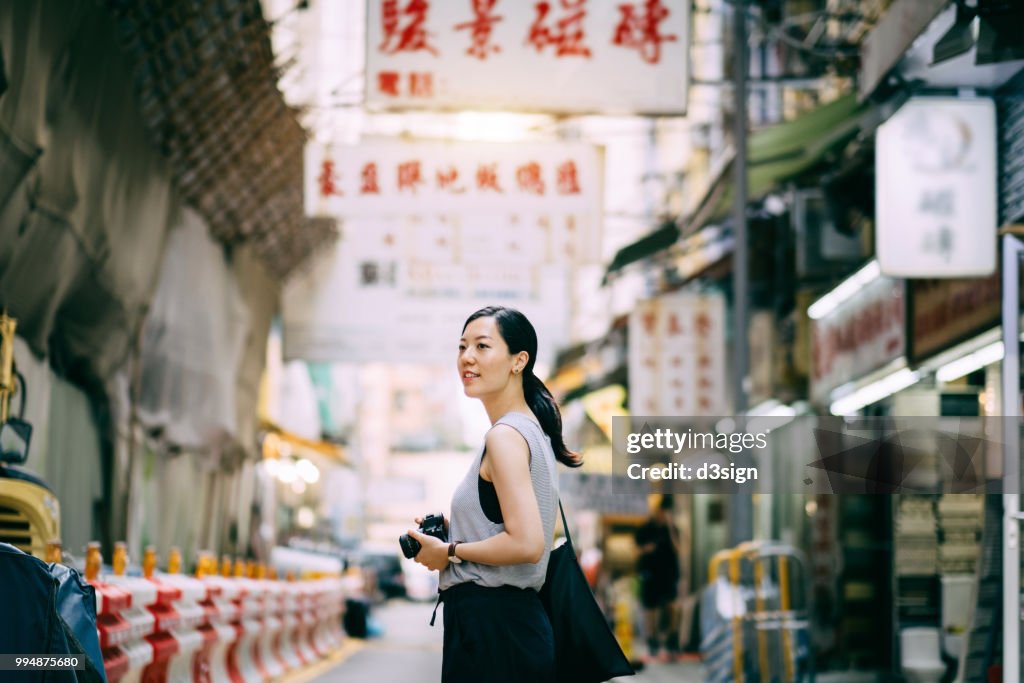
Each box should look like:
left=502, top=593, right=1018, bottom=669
left=448, top=541, right=463, bottom=564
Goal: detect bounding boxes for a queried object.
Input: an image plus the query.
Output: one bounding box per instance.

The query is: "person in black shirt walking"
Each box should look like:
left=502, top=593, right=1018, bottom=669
left=634, top=494, right=682, bottom=662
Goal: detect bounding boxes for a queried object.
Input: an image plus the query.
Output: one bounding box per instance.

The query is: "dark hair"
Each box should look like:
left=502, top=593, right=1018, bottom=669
left=463, top=306, right=582, bottom=468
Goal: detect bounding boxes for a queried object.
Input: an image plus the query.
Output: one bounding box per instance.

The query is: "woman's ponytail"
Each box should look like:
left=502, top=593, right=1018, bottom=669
left=523, top=370, right=582, bottom=468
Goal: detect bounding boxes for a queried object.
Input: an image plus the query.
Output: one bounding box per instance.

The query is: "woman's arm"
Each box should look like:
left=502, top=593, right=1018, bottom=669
left=409, top=425, right=545, bottom=571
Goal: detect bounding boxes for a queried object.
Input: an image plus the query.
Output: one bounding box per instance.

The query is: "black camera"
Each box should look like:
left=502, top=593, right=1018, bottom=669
left=399, top=513, right=448, bottom=559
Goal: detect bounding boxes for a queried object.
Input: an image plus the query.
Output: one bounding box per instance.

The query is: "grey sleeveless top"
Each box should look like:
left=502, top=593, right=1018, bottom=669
left=439, top=411, right=559, bottom=592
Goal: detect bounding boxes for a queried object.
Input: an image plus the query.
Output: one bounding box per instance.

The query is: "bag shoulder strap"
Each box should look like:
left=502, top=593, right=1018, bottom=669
left=558, top=499, right=575, bottom=553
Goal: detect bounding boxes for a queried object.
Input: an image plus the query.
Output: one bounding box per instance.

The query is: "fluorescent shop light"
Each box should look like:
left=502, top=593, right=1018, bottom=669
left=808, top=260, right=882, bottom=320
left=296, top=458, right=321, bottom=484
left=746, top=400, right=799, bottom=434
left=936, top=341, right=1004, bottom=383
left=747, top=399, right=797, bottom=418
left=277, top=460, right=298, bottom=484
left=829, top=368, right=921, bottom=416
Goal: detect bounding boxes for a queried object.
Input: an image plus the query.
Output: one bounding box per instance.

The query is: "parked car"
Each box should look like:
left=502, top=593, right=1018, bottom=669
left=345, top=546, right=406, bottom=601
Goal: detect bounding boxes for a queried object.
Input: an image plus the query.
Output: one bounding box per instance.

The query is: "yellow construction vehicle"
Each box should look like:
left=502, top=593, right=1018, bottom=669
left=0, top=311, right=59, bottom=558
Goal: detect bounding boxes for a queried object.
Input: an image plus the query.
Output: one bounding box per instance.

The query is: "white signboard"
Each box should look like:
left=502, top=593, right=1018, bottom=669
left=365, top=0, right=689, bottom=115
left=283, top=233, right=570, bottom=364
left=876, top=97, right=997, bottom=278
left=286, top=140, right=601, bottom=363
left=810, top=276, right=905, bottom=402
left=628, top=293, right=728, bottom=416
left=305, top=141, right=603, bottom=263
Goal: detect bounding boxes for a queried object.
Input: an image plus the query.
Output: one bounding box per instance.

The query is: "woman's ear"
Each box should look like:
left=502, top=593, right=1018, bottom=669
left=517, top=351, right=530, bottom=371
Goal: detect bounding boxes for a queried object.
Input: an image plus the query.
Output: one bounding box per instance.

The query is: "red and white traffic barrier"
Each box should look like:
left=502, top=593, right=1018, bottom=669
left=82, top=543, right=346, bottom=683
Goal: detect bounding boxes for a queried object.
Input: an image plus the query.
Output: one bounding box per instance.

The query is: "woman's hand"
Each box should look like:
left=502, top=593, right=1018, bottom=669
left=407, top=528, right=449, bottom=571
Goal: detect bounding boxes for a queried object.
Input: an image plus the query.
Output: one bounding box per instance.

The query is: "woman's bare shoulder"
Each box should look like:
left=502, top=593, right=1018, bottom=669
left=485, top=423, right=529, bottom=452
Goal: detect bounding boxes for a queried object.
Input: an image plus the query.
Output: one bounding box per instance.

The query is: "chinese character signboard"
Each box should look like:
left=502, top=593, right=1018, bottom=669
left=365, top=0, right=690, bottom=114
left=285, top=140, right=601, bottom=363
left=876, top=97, right=997, bottom=278
left=810, top=276, right=905, bottom=403
left=305, top=140, right=603, bottom=263
left=908, top=274, right=1002, bottom=362
left=627, top=293, right=728, bottom=416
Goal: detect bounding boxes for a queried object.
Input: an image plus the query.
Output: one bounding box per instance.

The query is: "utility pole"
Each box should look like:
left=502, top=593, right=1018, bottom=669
left=729, top=0, right=753, bottom=546
left=1001, top=232, right=1023, bottom=683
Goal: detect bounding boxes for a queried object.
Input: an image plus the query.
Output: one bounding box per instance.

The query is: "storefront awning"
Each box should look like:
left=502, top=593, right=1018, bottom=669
left=603, top=95, right=864, bottom=284
left=562, top=364, right=628, bottom=404
left=687, top=93, right=865, bottom=235
left=261, top=421, right=350, bottom=466
left=602, top=220, right=680, bottom=282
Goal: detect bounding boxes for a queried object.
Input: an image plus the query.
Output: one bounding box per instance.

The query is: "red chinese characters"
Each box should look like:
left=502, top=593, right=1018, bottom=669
left=378, top=71, right=401, bottom=97
left=318, top=158, right=588, bottom=200
left=436, top=165, right=467, bottom=193
left=398, top=160, right=425, bottom=192
left=526, top=0, right=592, bottom=58
left=379, top=0, right=439, bottom=56
left=612, top=0, right=677, bottom=65
left=318, top=159, right=343, bottom=197
left=476, top=163, right=504, bottom=192
left=694, top=312, right=712, bottom=336
left=641, top=311, right=657, bottom=335
left=516, top=162, right=546, bottom=195
left=378, top=71, right=435, bottom=98
left=409, top=72, right=434, bottom=97
left=361, top=162, right=381, bottom=194
left=556, top=160, right=582, bottom=195
left=455, top=0, right=504, bottom=60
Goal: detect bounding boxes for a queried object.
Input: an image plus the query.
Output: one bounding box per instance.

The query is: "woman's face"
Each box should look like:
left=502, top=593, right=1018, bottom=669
left=458, top=316, right=520, bottom=398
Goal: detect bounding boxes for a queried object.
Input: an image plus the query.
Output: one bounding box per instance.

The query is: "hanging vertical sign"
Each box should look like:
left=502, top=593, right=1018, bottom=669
left=876, top=97, right=997, bottom=278
left=364, top=0, right=690, bottom=114
left=628, top=293, right=728, bottom=416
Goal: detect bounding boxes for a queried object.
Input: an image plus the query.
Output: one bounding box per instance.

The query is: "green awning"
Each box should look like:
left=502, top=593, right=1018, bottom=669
left=602, top=220, right=680, bottom=281
left=688, top=93, right=865, bottom=232
left=749, top=93, right=861, bottom=165
left=603, top=95, right=864, bottom=282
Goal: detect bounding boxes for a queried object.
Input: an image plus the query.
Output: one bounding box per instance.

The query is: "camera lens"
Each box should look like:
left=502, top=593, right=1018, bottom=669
left=399, top=533, right=421, bottom=559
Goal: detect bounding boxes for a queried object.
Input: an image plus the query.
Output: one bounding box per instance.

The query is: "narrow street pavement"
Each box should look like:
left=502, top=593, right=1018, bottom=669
left=294, top=599, right=703, bottom=683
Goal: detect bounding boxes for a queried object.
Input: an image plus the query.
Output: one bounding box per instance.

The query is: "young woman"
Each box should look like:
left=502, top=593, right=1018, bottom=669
left=406, top=305, right=582, bottom=683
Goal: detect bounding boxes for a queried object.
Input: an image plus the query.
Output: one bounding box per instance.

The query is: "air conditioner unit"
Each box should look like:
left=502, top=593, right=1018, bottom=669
left=793, top=188, right=862, bottom=279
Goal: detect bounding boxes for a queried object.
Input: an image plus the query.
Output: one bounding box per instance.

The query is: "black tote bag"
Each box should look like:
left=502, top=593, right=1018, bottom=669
left=539, top=501, right=635, bottom=683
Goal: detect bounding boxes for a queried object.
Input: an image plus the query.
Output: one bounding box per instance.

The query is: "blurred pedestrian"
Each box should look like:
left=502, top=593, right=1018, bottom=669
left=405, top=305, right=583, bottom=683
left=635, top=494, right=682, bottom=662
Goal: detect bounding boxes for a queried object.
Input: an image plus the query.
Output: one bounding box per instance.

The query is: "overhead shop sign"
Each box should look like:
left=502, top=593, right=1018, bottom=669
left=285, top=140, right=602, bottom=363
left=810, top=276, right=905, bottom=403
left=908, top=274, right=1002, bottom=362
left=876, top=97, right=997, bottom=278
left=628, top=293, right=728, bottom=416
left=364, top=0, right=689, bottom=114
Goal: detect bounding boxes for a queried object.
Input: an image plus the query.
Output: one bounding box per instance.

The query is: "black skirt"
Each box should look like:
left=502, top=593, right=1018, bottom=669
left=440, top=582, right=556, bottom=683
